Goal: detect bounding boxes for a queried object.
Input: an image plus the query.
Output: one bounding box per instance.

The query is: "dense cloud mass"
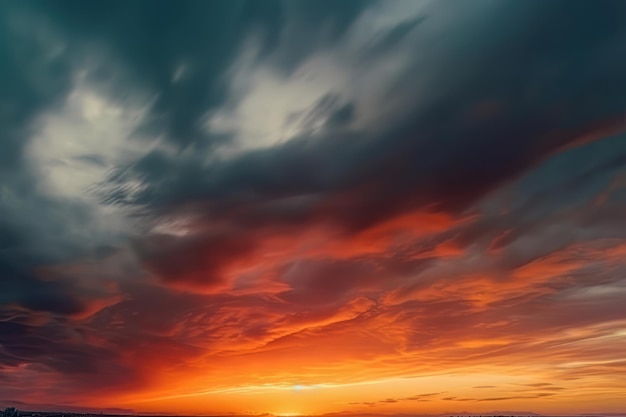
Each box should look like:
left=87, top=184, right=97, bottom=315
left=1, top=0, right=626, bottom=415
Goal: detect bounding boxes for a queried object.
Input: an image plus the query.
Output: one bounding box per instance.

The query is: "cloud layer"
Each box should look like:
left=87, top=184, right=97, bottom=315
left=1, top=0, right=626, bottom=415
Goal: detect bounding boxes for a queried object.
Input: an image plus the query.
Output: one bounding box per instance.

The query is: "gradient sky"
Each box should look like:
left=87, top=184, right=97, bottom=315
left=1, top=0, right=626, bottom=415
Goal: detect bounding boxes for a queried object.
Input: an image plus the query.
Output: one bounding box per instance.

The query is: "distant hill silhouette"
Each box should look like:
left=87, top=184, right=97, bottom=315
left=443, top=412, right=541, bottom=416
left=0, top=402, right=133, bottom=416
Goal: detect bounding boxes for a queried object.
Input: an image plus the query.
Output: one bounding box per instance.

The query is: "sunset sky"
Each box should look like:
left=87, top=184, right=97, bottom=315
left=1, top=0, right=626, bottom=415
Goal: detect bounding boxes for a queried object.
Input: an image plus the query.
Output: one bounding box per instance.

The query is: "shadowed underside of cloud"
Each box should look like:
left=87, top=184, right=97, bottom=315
left=0, top=0, right=626, bottom=413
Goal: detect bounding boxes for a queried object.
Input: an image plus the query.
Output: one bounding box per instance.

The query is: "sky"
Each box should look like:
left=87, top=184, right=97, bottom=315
left=0, top=0, right=626, bottom=415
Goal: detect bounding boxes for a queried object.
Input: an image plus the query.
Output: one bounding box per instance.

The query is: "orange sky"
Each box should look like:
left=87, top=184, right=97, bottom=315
left=14, top=227, right=625, bottom=416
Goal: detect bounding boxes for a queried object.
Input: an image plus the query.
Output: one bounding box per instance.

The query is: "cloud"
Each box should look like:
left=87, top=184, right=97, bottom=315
left=1, top=0, right=626, bottom=413
left=346, top=392, right=445, bottom=408
left=97, top=0, right=626, bottom=295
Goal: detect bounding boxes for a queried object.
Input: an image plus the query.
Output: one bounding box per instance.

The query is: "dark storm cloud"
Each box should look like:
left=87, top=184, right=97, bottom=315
left=0, top=0, right=308, bottom=313
left=99, top=0, right=626, bottom=287
left=1, top=0, right=624, bottom=303
left=112, top=0, right=626, bottom=214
